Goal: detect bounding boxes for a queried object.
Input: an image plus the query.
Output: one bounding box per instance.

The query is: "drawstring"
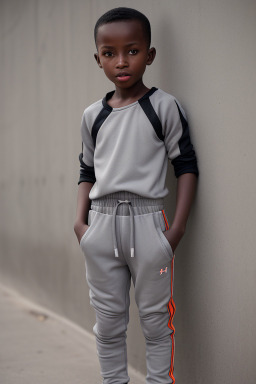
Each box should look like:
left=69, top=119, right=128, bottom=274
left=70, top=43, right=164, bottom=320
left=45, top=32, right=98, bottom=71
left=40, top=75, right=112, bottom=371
left=112, top=200, right=135, bottom=258
left=91, top=192, right=164, bottom=258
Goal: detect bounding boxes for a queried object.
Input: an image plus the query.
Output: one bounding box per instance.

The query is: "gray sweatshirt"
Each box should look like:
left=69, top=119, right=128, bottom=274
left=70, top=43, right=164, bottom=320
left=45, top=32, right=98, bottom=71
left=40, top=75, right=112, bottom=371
left=78, top=87, right=198, bottom=200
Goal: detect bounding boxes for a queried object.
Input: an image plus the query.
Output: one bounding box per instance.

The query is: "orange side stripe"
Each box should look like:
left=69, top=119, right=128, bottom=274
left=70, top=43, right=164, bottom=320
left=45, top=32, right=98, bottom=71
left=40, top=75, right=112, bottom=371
left=168, top=257, right=176, bottom=382
left=161, top=210, right=169, bottom=230
left=162, top=210, right=175, bottom=382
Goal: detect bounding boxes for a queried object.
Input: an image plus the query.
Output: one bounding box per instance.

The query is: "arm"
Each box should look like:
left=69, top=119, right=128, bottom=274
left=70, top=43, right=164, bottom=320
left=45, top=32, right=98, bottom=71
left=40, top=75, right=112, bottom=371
left=74, top=181, right=94, bottom=244
left=164, top=173, right=197, bottom=252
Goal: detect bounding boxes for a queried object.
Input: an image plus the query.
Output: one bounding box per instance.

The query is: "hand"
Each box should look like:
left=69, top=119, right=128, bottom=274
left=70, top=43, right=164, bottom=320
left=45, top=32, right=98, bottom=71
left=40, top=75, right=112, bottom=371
left=74, top=222, right=89, bottom=244
left=163, top=226, right=185, bottom=253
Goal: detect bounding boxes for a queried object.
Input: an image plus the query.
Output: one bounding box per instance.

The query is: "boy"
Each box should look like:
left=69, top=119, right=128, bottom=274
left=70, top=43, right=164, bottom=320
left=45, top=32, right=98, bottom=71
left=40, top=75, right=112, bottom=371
left=74, top=7, right=198, bottom=384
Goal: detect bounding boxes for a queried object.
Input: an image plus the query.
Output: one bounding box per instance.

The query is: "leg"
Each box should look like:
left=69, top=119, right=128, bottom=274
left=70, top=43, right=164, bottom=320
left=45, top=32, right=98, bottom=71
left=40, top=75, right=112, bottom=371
left=131, top=211, right=176, bottom=384
left=80, top=210, right=131, bottom=384
left=140, top=258, right=175, bottom=384
left=93, top=274, right=131, bottom=384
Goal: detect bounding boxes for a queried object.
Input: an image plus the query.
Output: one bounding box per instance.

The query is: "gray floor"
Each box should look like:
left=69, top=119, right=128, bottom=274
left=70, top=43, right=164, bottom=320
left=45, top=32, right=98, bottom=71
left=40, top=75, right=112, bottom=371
left=0, top=284, right=144, bottom=384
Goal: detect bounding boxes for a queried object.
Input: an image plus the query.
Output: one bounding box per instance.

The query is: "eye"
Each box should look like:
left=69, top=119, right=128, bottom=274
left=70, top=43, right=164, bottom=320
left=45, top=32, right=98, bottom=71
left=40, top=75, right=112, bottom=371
left=103, top=51, right=113, bottom=57
left=129, top=49, right=138, bottom=55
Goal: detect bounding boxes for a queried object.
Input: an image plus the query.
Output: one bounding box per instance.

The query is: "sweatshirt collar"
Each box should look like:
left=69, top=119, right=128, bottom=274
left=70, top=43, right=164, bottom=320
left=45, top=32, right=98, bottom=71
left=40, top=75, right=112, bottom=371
left=102, top=87, right=158, bottom=111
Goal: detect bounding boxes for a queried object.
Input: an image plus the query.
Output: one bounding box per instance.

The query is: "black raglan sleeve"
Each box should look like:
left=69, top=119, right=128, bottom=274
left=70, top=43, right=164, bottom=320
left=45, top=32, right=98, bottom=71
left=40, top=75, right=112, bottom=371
left=163, top=98, right=199, bottom=178
left=78, top=112, right=96, bottom=185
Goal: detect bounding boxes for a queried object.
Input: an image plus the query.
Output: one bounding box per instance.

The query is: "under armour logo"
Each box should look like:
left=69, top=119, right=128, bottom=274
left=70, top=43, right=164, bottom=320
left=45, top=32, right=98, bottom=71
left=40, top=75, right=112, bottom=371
left=160, top=267, right=168, bottom=275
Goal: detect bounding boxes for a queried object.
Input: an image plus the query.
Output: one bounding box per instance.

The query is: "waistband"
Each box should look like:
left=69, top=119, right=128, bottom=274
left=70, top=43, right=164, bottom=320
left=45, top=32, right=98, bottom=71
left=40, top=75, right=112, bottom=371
left=91, top=192, right=165, bottom=258
left=91, top=191, right=164, bottom=216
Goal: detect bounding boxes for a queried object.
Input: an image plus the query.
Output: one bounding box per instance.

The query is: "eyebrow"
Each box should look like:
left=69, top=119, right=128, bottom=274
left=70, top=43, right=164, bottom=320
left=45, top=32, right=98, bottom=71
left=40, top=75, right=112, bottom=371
left=100, top=42, right=139, bottom=50
left=100, top=46, right=114, bottom=50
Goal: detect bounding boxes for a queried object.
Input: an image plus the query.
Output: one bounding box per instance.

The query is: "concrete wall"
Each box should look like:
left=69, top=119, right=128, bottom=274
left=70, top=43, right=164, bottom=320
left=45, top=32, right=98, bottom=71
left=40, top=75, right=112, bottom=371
left=1, top=0, right=256, bottom=382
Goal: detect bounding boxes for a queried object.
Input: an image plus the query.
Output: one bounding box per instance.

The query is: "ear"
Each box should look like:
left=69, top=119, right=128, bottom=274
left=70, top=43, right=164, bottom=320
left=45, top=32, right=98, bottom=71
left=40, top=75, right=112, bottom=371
left=146, top=47, right=156, bottom=66
left=94, top=53, right=102, bottom=68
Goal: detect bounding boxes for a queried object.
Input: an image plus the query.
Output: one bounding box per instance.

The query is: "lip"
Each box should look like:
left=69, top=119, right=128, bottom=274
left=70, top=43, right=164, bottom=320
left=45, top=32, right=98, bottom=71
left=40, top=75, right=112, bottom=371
left=116, top=73, right=131, bottom=82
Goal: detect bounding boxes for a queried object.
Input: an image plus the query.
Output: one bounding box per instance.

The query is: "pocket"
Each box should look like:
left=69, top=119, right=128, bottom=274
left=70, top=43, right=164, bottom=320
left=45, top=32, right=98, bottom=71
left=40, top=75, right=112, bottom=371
left=79, top=210, right=98, bottom=248
left=156, top=225, right=174, bottom=257
left=152, top=211, right=173, bottom=259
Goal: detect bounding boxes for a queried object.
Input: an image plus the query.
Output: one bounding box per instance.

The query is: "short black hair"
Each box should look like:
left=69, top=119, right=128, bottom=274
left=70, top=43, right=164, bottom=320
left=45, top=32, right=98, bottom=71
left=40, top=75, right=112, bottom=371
left=94, top=7, right=151, bottom=48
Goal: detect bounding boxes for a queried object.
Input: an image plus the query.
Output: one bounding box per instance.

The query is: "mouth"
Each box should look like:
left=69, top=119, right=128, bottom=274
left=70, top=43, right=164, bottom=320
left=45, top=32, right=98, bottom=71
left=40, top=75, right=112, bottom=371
left=116, top=73, right=131, bottom=82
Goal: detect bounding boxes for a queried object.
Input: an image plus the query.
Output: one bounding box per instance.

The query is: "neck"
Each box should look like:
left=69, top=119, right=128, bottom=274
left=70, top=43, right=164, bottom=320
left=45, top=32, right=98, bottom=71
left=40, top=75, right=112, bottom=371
left=114, top=81, right=149, bottom=102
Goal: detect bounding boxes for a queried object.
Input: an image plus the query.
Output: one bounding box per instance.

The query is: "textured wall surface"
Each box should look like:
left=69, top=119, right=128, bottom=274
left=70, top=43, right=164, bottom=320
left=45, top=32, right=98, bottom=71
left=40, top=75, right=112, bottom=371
left=1, top=0, right=256, bottom=382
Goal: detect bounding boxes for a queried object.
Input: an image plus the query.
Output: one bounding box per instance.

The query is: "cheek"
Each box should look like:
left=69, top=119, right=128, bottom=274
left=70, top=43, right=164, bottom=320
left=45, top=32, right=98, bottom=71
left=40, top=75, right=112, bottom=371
left=135, top=60, right=148, bottom=73
left=101, top=64, right=114, bottom=79
left=132, top=55, right=147, bottom=67
left=102, top=64, right=112, bottom=74
left=100, top=59, right=112, bottom=70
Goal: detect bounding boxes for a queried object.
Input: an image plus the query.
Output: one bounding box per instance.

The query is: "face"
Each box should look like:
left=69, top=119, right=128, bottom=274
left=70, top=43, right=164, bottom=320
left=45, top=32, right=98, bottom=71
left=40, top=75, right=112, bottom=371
left=95, top=20, right=156, bottom=90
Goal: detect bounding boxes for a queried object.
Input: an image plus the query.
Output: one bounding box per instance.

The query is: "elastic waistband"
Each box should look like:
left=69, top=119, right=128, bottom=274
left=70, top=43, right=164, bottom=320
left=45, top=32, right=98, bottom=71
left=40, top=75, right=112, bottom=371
left=91, top=191, right=164, bottom=216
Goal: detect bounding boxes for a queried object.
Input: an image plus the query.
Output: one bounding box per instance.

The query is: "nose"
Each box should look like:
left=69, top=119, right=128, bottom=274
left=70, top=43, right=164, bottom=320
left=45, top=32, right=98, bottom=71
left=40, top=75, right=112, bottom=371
left=116, top=54, right=128, bottom=68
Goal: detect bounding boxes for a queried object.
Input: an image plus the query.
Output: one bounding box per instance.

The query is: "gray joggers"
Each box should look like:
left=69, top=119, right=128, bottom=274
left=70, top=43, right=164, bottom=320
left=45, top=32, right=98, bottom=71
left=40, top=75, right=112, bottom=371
left=80, top=192, right=176, bottom=384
